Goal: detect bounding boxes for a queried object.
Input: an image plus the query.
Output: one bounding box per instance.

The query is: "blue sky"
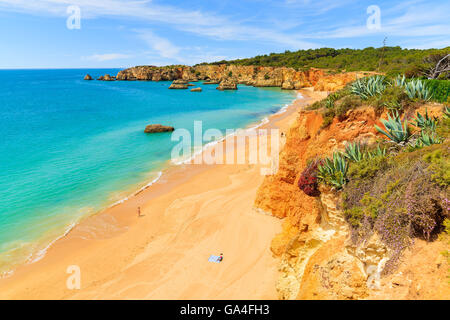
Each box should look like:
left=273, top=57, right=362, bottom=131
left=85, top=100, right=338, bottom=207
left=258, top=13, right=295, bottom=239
left=0, top=0, right=448, bottom=68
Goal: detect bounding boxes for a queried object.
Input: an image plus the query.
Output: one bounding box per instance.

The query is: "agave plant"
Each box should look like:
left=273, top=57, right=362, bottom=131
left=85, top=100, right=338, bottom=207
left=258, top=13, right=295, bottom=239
left=375, top=111, right=412, bottom=144
left=444, top=106, right=450, bottom=119
left=351, top=75, right=386, bottom=100
left=404, top=79, right=433, bottom=101
left=324, top=97, right=335, bottom=109
left=384, top=100, right=402, bottom=112
left=317, top=152, right=348, bottom=189
left=412, top=109, right=438, bottom=131
left=415, top=131, right=441, bottom=147
left=343, top=142, right=364, bottom=162
left=393, top=74, right=407, bottom=87
left=364, top=145, right=387, bottom=160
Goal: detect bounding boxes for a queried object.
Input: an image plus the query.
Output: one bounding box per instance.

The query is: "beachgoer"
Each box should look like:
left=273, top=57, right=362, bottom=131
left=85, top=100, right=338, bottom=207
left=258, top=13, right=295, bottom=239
left=138, top=206, right=141, bottom=217
left=218, top=253, right=223, bottom=262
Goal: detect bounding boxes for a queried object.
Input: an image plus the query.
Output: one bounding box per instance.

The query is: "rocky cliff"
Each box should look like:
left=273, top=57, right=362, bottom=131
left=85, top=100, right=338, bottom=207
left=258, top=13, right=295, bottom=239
left=255, top=102, right=450, bottom=300
left=115, top=64, right=363, bottom=91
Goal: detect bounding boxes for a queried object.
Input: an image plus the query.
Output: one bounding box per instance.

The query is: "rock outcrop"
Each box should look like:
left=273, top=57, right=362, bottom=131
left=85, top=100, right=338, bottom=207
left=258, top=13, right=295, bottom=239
left=84, top=74, right=93, bottom=80
left=144, top=124, right=175, bottom=133
left=117, top=66, right=183, bottom=81
left=254, top=105, right=386, bottom=299
left=190, top=87, right=202, bottom=92
left=255, top=96, right=449, bottom=300
left=110, top=64, right=361, bottom=91
left=169, top=79, right=189, bottom=89
left=97, top=74, right=115, bottom=81
left=203, top=80, right=220, bottom=84
left=217, top=79, right=237, bottom=90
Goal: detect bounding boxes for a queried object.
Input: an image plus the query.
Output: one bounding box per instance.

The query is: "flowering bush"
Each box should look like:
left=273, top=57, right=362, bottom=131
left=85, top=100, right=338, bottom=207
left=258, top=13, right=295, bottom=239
left=298, top=160, right=322, bottom=197
left=342, top=142, right=449, bottom=273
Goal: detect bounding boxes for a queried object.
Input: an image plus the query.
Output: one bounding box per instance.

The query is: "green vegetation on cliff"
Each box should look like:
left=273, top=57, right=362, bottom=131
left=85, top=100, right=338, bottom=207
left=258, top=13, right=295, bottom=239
left=300, top=76, right=450, bottom=273
left=201, top=46, right=450, bottom=76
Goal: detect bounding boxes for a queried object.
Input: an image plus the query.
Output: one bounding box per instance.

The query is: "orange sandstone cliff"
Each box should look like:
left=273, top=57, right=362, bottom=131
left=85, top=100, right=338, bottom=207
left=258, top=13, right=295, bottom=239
left=255, top=94, right=449, bottom=300
left=116, top=64, right=367, bottom=92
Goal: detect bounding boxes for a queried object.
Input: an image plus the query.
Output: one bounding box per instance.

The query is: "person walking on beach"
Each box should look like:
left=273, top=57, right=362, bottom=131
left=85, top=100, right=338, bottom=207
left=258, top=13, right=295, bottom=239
left=218, top=253, right=223, bottom=262
left=138, top=206, right=141, bottom=217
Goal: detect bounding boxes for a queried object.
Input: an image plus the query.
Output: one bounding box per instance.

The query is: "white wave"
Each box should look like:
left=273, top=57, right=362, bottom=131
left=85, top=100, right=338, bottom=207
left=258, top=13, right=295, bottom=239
left=22, top=170, right=163, bottom=267
left=27, top=221, right=78, bottom=264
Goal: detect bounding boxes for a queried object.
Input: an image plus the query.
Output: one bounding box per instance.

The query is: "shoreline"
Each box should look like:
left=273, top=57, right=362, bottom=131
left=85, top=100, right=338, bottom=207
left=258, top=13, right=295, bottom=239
left=0, top=89, right=324, bottom=299
left=0, top=88, right=298, bottom=278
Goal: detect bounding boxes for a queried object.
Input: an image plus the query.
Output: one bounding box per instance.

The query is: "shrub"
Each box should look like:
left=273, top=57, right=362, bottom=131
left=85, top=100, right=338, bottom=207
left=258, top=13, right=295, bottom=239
left=298, top=160, right=322, bottom=197
left=343, top=143, right=450, bottom=273
left=335, top=95, right=362, bottom=120
left=424, top=79, right=450, bottom=103
left=347, top=154, right=389, bottom=181
left=320, top=108, right=335, bottom=129
left=423, top=148, right=450, bottom=187
left=376, top=85, right=410, bottom=113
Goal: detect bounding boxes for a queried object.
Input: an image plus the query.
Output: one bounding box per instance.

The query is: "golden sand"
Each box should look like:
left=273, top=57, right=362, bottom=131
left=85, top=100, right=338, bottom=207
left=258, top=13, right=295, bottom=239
left=0, top=89, right=324, bottom=299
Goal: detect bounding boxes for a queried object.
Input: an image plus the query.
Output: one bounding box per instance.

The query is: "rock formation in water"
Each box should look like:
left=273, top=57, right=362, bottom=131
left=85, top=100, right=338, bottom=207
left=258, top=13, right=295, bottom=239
left=190, top=87, right=202, bottom=92
left=84, top=74, right=93, bottom=80
left=144, top=124, right=175, bottom=133
left=203, top=80, right=220, bottom=84
left=111, top=64, right=366, bottom=91
left=97, top=74, right=116, bottom=81
left=216, top=78, right=237, bottom=90
left=169, top=79, right=189, bottom=89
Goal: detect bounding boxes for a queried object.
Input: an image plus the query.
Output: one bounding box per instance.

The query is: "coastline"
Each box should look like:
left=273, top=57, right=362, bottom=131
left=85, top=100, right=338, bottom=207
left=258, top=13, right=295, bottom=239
left=0, top=89, right=324, bottom=299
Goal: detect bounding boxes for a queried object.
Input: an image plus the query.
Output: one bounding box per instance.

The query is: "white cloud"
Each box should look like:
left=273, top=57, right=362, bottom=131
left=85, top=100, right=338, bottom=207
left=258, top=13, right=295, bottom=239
left=84, top=53, right=132, bottom=61
left=135, top=30, right=181, bottom=61
left=303, top=1, right=450, bottom=40
left=0, top=0, right=318, bottom=50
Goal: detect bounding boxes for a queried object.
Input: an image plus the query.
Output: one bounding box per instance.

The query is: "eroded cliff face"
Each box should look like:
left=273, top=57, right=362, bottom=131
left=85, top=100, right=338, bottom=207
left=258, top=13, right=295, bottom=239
left=115, top=64, right=363, bottom=91
left=255, top=104, right=450, bottom=300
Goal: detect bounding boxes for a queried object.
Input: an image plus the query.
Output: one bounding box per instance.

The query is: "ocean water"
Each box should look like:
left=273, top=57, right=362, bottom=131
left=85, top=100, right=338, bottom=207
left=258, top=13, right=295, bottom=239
left=0, top=69, right=295, bottom=274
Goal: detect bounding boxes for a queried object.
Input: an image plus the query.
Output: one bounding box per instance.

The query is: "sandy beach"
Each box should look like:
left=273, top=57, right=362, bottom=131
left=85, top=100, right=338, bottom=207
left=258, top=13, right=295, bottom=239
left=0, top=89, right=324, bottom=300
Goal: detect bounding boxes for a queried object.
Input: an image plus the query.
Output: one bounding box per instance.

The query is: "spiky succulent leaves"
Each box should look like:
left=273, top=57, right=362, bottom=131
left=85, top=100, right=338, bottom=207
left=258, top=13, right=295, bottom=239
left=412, top=109, right=437, bottom=131
left=404, top=79, right=433, bottom=101
left=351, top=75, right=386, bottom=100
left=365, top=145, right=387, bottom=160
left=344, top=142, right=364, bottom=162
left=375, top=111, right=411, bottom=143
left=443, top=106, right=450, bottom=119
left=317, top=152, right=348, bottom=189
left=393, top=74, right=407, bottom=87
left=325, top=97, right=335, bottom=109
left=418, top=131, right=441, bottom=147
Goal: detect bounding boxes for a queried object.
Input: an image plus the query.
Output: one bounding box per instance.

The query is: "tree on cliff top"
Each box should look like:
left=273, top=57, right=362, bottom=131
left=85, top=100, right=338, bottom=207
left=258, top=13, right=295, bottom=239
left=198, top=46, right=450, bottom=76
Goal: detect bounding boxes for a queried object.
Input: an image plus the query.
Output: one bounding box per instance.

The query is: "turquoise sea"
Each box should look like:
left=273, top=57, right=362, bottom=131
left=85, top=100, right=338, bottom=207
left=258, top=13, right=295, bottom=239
left=0, top=69, right=295, bottom=274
